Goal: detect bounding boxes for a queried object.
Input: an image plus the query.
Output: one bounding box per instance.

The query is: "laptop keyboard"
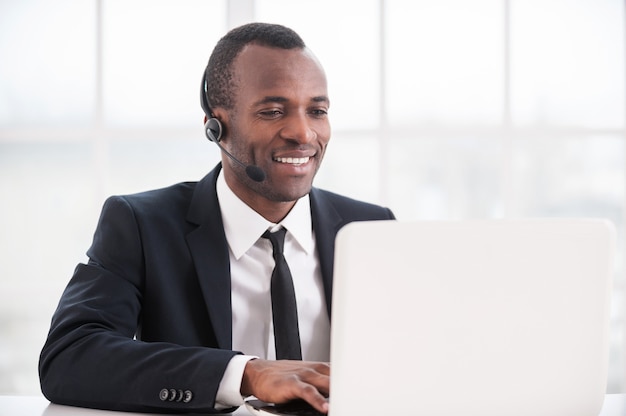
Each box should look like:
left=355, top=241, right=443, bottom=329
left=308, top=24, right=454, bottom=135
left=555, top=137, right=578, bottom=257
left=247, top=399, right=326, bottom=416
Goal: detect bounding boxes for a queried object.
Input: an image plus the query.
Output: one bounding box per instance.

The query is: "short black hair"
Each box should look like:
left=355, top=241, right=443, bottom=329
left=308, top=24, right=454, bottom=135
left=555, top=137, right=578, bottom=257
left=204, top=22, right=306, bottom=111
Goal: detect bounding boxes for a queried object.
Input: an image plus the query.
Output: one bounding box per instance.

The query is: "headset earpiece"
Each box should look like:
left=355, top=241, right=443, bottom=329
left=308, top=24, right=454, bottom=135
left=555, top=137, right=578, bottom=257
left=205, top=117, right=223, bottom=142
left=199, top=70, right=266, bottom=182
left=201, top=70, right=223, bottom=142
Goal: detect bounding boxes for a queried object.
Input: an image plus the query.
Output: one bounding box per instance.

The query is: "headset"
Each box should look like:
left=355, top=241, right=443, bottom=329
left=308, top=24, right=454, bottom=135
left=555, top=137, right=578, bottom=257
left=200, top=68, right=266, bottom=182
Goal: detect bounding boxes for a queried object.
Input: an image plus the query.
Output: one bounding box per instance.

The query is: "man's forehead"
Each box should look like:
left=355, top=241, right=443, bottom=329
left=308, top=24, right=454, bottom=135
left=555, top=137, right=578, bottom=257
left=233, top=44, right=325, bottom=80
left=232, top=44, right=328, bottom=103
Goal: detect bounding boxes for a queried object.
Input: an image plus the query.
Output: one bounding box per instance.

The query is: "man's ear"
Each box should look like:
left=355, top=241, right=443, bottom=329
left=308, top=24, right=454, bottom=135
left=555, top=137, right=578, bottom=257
left=211, top=108, right=228, bottom=121
left=209, top=109, right=230, bottom=139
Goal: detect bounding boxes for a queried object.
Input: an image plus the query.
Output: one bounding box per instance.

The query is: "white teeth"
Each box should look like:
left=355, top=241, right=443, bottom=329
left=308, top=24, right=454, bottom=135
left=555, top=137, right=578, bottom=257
left=275, top=157, right=310, bottom=164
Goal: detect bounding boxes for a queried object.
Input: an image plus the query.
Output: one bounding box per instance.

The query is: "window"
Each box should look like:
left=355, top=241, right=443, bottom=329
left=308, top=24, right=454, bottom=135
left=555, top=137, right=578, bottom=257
left=1, top=0, right=624, bottom=394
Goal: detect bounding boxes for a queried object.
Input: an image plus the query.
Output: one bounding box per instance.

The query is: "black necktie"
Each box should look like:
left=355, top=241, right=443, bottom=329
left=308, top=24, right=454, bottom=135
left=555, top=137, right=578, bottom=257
left=263, top=228, right=302, bottom=360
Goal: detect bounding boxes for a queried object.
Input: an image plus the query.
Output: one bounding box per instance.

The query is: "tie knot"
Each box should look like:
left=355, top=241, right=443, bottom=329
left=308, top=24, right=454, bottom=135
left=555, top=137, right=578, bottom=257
left=263, top=227, right=287, bottom=256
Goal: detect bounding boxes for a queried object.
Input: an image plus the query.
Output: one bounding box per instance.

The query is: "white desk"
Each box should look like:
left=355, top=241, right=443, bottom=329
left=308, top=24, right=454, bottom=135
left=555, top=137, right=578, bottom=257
left=2, top=394, right=625, bottom=415
left=0, top=396, right=251, bottom=416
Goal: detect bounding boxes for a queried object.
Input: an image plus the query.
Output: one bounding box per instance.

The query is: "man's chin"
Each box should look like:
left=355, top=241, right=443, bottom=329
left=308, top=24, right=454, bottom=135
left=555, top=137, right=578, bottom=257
left=262, top=180, right=314, bottom=203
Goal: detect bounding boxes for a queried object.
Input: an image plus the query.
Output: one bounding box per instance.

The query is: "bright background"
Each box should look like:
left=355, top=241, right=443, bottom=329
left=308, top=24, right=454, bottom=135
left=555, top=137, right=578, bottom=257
left=1, top=0, right=625, bottom=394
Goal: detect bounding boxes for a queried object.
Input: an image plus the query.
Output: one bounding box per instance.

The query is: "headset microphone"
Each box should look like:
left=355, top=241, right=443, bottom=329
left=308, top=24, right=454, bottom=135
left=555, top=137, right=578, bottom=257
left=204, top=118, right=266, bottom=182
left=201, top=73, right=266, bottom=182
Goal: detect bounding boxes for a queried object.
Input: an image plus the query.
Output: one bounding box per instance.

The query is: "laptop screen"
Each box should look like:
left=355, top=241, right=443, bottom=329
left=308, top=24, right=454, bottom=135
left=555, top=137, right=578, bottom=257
left=329, top=219, right=614, bottom=416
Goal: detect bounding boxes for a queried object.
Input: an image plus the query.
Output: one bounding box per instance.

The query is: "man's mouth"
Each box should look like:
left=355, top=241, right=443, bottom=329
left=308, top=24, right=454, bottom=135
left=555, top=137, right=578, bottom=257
left=273, top=156, right=310, bottom=165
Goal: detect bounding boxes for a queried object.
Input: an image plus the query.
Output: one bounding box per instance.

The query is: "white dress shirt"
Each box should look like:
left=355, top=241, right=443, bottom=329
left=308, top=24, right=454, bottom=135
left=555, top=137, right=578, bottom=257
left=214, top=171, right=331, bottom=406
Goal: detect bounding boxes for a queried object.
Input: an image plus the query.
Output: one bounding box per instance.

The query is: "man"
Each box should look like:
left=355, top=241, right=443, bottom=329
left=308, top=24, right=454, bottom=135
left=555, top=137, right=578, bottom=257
left=39, top=22, right=394, bottom=414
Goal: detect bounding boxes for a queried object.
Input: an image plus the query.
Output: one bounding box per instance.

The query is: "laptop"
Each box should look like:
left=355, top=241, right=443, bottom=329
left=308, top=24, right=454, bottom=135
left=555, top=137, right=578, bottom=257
left=247, top=219, right=615, bottom=416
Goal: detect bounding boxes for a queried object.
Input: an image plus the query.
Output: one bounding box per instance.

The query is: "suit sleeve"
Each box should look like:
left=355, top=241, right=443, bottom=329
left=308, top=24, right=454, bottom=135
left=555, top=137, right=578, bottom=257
left=39, top=196, right=238, bottom=413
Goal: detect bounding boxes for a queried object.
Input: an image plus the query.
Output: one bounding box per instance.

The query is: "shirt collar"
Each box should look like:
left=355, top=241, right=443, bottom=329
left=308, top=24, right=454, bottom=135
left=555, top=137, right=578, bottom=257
left=216, top=170, right=314, bottom=260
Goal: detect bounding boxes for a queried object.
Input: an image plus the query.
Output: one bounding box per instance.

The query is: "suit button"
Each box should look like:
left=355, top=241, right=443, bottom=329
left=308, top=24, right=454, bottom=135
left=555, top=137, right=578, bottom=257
left=175, top=389, right=184, bottom=402
left=159, top=388, right=169, bottom=401
left=169, top=389, right=177, bottom=401
left=183, top=390, right=193, bottom=403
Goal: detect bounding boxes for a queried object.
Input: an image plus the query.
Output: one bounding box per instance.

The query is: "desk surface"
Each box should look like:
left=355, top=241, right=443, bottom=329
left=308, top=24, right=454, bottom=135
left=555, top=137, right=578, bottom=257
left=0, top=396, right=247, bottom=416
left=2, top=394, right=625, bottom=415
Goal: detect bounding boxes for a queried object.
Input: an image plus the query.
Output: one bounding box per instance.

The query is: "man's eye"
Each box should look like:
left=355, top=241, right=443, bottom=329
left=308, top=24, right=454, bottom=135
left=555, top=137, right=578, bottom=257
left=260, top=110, right=283, bottom=117
left=311, top=109, right=328, bottom=117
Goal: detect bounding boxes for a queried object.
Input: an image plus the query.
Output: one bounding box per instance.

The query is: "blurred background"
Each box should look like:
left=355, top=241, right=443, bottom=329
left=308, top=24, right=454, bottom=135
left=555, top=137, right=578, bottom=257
left=1, top=0, right=624, bottom=395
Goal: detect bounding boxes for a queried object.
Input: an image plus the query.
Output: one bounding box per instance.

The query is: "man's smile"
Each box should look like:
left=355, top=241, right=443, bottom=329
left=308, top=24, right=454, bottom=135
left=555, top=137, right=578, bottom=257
left=273, top=156, right=311, bottom=165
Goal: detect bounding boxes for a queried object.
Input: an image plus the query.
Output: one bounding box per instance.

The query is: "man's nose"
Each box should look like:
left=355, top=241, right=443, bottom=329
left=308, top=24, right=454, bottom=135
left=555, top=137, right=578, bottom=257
left=280, top=113, right=316, bottom=143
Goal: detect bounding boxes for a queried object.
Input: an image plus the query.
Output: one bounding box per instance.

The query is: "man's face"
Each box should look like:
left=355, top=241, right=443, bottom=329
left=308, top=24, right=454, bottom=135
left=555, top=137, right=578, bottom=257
left=217, top=44, right=331, bottom=210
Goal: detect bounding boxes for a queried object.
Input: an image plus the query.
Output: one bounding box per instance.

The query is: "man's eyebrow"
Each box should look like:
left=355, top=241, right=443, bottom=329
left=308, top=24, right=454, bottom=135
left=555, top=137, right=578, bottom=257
left=254, top=96, right=289, bottom=106
left=253, top=96, right=330, bottom=105
left=311, top=96, right=330, bottom=104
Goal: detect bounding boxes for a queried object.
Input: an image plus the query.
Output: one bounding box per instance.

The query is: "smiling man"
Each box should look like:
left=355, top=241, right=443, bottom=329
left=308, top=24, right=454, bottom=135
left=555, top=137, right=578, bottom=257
left=213, top=42, right=331, bottom=222
left=39, top=23, right=394, bottom=414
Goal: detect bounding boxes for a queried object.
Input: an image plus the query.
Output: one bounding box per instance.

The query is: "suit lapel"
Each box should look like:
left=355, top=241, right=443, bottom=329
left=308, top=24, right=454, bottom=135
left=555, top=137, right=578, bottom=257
left=310, top=188, right=343, bottom=319
left=185, top=165, right=233, bottom=349
left=184, top=171, right=345, bottom=348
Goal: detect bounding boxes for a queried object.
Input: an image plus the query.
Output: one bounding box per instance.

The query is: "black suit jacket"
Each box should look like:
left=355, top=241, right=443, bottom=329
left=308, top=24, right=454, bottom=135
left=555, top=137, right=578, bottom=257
left=39, top=164, right=395, bottom=413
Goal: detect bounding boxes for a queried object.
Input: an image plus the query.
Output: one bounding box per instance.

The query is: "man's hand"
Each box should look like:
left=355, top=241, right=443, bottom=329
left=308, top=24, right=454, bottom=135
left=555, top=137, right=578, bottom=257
left=241, top=359, right=330, bottom=413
